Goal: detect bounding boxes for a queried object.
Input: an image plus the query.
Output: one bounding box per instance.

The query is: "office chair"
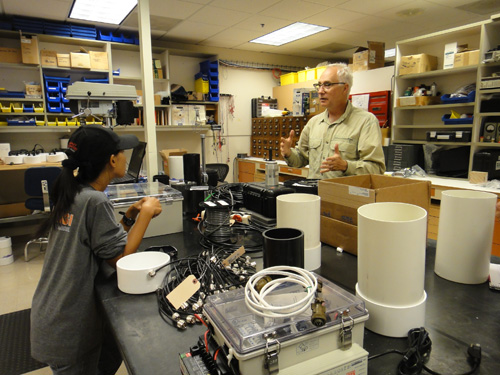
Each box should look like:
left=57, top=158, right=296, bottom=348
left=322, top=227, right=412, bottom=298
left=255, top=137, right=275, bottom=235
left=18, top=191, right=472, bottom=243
left=206, top=163, right=229, bottom=183
left=24, top=166, right=61, bottom=262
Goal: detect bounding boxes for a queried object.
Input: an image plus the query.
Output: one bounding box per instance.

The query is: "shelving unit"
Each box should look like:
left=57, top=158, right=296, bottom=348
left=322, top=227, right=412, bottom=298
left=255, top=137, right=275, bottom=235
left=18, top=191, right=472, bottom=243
left=392, top=21, right=489, bottom=177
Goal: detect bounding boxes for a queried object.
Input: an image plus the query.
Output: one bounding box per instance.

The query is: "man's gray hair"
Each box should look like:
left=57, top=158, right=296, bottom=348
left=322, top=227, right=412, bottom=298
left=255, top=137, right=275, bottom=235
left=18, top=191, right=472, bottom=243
left=327, top=63, right=353, bottom=94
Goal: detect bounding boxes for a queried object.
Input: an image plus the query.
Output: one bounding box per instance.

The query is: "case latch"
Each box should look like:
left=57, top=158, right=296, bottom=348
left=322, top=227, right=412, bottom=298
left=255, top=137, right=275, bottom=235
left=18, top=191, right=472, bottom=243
left=264, top=332, right=280, bottom=374
left=339, top=309, right=353, bottom=350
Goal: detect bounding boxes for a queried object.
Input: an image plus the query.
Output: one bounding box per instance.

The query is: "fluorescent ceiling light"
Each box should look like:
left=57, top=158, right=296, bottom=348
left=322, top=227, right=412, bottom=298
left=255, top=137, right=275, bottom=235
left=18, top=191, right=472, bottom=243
left=69, top=0, right=137, bottom=25
left=250, top=22, right=329, bottom=46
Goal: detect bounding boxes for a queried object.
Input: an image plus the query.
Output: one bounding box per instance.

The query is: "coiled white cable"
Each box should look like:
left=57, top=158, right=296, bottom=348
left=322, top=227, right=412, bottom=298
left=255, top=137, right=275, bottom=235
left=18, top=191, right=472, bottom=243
left=244, top=266, right=318, bottom=319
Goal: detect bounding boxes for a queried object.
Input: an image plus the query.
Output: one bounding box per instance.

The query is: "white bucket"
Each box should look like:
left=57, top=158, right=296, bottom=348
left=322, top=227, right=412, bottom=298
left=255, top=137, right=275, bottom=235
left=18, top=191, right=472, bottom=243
left=0, top=236, right=13, bottom=266
left=117, top=251, right=171, bottom=294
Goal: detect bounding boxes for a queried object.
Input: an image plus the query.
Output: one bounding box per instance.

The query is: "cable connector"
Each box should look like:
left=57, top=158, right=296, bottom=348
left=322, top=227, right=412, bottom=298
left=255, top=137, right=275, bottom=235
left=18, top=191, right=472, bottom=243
left=467, top=343, right=481, bottom=366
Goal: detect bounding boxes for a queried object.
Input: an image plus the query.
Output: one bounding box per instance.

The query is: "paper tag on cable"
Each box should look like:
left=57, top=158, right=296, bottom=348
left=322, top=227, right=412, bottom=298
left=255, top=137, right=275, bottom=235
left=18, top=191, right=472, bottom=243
left=166, top=275, right=200, bottom=309
left=222, top=246, right=245, bottom=267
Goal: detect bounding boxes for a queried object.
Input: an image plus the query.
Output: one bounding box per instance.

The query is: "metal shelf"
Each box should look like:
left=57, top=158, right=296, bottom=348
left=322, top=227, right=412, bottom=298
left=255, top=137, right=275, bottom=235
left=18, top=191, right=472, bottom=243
left=395, top=124, right=473, bottom=129
left=392, top=139, right=471, bottom=146
left=396, top=102, right=475, bottom=110
left=396, top=65, right=478, bottom=80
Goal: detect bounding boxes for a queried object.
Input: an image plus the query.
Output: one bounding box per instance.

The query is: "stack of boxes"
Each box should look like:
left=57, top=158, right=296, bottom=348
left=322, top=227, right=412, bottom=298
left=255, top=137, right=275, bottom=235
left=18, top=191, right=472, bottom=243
left=44, top=74, right=71, bottom=115
left=199, top=60, right=219, bottom=102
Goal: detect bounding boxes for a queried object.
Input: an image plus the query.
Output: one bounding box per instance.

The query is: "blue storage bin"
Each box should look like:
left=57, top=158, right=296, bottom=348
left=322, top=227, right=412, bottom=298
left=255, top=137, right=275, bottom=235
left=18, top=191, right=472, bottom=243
left=200, top=60, right=218, bottom=74
left=98, top=30, right=112, bottom=41
left=7, top=118, right=36, bottom=126
left=208, top=92, right=219, bottom=102
left=195, top=72, right=208, bottom=80
left=23, top=104, right=34, bottom=112
left=82, top=77, right=109, bottom=83
left=47, top=104, right=62, bottom=113
left=60, top=82, right=69, bottom=93
left=441, top=114, right=474, bottom=125
left=209, top=87, right=219, bottom=94
left=62, top=106, right=72, bottom=113
left=43, top=74, right=71, bottom=82
left=61, top=95, right=70, bottom=103
left=440, top=91, right=475, bottom=104
left=111, top=33, right=123, bottom=43
left=0, top=91, right=25, bottom=98
left=122, top=34, right=135, bottom=44
left=46, top=92, right=61, bottom=102
left=45, top=80, right=60, bottom=93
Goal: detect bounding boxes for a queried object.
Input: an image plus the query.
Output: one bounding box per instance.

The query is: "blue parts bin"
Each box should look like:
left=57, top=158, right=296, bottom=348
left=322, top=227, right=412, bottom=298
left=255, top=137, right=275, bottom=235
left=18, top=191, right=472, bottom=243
left=43, top=74, right=71, bottom=113
left=441, top=90, right=475, bottom=104
left=198, top=60, right=219, bottom=102
left=442, top=114, right=474, bottom=125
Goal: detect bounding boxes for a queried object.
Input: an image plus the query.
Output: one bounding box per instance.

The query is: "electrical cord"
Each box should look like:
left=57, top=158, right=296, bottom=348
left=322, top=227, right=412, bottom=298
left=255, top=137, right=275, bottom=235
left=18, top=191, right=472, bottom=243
left=369, top=327, right=481, bottom=375
left=244, top=266, right=318, bottom=318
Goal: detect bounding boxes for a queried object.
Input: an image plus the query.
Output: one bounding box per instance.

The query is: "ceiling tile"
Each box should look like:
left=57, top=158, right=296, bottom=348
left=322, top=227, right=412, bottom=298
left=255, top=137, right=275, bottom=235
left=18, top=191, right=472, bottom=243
left=163, top=20, right=226, bottom=42
left=262, top=0, right=329, bottom=21
left=210, top=0, right=281, bottom=14
left=301, top=7, right=365, bottom=28
left=4, top=0, right=71, bottom=21
left=187, top=6, right=252, bottom=27
left=149, top=0, right=203, bottom=19
left=122, top=14, right=182, bottom=31
left=233, top=15, right=291, bottom=33
left=336, top=0, right=414, bottom=15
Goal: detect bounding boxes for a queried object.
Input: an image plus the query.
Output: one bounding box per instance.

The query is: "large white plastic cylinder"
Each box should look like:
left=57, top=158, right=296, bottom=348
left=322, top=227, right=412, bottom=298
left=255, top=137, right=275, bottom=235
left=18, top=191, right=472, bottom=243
left=0, top=236, right=13, bottom=266
left=435, top=190, right=496, bottom=284
left=277, top=193, right=321, bottom=270
left=168, top=156, right=184, bottom=180
left=356, top=202, right=427, bottom=337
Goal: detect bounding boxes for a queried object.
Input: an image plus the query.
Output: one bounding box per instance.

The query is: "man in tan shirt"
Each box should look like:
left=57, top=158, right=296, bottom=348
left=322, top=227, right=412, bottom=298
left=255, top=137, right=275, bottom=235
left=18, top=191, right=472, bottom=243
left=280, top=63, right=386, bottom=179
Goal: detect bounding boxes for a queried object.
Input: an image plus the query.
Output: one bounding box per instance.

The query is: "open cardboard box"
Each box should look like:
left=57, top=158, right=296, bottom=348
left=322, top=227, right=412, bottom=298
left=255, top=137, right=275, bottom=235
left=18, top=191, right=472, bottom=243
left=318, top=174, right=431, bottom=255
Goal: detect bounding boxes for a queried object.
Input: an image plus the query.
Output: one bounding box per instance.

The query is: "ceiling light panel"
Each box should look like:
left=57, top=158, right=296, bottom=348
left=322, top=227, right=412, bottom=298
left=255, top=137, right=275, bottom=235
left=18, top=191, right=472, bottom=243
left=250, top=22, right=329, bottom=46
left=69, top=0, right=137, bottom=24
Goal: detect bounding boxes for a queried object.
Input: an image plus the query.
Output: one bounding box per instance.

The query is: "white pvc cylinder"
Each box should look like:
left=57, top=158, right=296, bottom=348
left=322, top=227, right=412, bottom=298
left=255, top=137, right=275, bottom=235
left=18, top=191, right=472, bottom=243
left=435, top=190, right=496, bottom=284
left=277, top=193, right=321, bottom=270
left=0, top=236, right=13, bottom=266
left=356, top=202, right=427, bottom=337
left=46, top=152, right=67, bottom=162
left=168, top=156, right=184, bottom=180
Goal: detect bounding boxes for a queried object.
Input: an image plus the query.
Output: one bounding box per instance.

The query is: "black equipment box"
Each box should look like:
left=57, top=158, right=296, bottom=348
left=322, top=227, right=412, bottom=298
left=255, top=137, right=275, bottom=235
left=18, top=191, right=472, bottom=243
left=386, top=144, right=424, bottom=171
left=242, top=183, right=294, bottom=218
left=434, top=146, right=470, bottom=178
left=251, top=96, right=278, bottom=118
left=473, top=149, right=500, bottom=180
left=426, top=130, right=471, bottom=142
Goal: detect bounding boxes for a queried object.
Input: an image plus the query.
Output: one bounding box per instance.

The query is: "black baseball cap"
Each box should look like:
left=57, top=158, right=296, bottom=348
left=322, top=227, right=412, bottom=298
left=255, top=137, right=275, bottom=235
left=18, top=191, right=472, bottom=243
left=66, top=125, right=139, bottom=161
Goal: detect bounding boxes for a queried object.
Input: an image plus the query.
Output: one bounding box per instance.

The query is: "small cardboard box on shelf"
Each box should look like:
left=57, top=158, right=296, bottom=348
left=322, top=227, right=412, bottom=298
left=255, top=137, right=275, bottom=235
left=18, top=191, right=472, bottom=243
left=20, top=35, right=39, bottom=65
left=352, top=41, right=385, bottom=72
left=399, top=53, right=438, bottom=75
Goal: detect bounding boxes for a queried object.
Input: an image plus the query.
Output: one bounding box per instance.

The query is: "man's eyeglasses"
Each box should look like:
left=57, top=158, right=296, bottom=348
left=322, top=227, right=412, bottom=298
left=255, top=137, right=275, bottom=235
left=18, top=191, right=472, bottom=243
left=313, top=82, right=345, bottom=90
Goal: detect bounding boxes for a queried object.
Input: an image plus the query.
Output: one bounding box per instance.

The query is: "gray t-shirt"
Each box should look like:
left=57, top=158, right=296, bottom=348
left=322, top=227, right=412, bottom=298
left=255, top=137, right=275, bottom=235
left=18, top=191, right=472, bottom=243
left=31, top=185, right=127, bottom=365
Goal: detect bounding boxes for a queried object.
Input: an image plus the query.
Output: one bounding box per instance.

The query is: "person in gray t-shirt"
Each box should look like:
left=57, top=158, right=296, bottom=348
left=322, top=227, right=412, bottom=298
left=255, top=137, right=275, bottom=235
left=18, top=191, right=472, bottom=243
left=31, top=125, right=162, bottom=375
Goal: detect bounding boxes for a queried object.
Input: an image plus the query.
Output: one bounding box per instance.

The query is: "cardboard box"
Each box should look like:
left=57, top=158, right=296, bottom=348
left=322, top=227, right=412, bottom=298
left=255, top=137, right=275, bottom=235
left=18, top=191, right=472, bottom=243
left=89, top=51, right=109, bottom=70
left=454, top=50, right=479, bottom=67
left=20, top=35, right=39, bottom=65
left=352, top=41, right=385, bottom=72
left=57, top=53, right=70, bottom=67
left=321, top=216, right=358, bottom=255
left=318, top=175, right=431, bottom=254
left=25, top=84, right=42, bottom=98
left=309, top=90, right=321, bottom=115
left=399, top=53, right=438, bottom=75
left=159, top=148, right=187, bottom=176
left=70, top=52, right=91, bottom=69
left=397, top=96, right=440, bottom=107
left=189, top=104, right=206, bottom=125
left=171, top=105, right=188, bottom=125
left=0, top=47, right=22, bottom=63
left=187, top=92, right=204, bottom=101
left=40, top=50, right=58, bottom=67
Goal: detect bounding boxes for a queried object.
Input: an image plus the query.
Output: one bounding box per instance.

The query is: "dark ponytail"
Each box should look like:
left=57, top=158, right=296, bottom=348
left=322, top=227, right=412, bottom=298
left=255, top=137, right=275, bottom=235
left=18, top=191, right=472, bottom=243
left=36, top=151, right=116, bottom=237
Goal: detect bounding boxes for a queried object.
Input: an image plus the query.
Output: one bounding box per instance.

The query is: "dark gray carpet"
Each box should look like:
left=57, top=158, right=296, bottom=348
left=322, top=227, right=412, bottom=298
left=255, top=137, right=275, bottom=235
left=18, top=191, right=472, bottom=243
left=0, top=309, right=47, bottom=375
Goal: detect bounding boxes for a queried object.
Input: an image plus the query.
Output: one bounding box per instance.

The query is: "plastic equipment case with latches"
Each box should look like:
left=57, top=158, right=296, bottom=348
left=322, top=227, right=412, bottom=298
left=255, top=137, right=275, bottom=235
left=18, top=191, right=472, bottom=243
left=199, top=274, right=369, bottom=375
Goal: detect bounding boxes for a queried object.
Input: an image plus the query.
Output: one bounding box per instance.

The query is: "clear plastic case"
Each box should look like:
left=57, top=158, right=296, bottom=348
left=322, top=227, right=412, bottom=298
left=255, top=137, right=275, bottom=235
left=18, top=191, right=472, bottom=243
left=105, top=181, right=182, bottom=207
left=204, top=273, right=367, bottom=354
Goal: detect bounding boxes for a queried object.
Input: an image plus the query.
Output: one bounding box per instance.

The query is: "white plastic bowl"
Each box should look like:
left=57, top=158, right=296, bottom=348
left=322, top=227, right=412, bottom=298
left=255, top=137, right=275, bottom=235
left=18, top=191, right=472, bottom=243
left=117, top=251, right=171, bottom=294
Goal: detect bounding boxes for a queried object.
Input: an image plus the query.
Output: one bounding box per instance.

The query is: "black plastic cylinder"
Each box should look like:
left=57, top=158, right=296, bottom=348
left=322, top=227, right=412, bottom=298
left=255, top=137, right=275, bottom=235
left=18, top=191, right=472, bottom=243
left=183, top=153, right=201, bottom=184
left=263, top=228, right=304, bottom=268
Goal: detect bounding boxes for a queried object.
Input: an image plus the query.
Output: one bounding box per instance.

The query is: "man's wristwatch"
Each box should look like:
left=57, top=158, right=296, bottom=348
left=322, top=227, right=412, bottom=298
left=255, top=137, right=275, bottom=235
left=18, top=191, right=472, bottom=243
left=119, top=211, right=135, bottom=226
